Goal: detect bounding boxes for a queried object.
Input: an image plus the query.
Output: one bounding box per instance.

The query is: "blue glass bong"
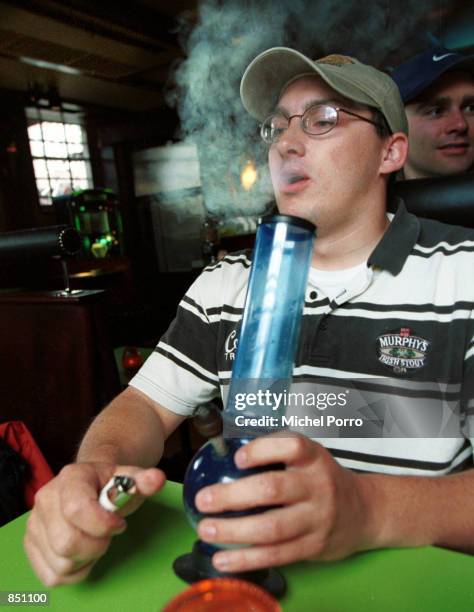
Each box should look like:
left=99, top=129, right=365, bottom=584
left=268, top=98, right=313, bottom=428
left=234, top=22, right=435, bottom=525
left=173, top=215, right=315, bottom=597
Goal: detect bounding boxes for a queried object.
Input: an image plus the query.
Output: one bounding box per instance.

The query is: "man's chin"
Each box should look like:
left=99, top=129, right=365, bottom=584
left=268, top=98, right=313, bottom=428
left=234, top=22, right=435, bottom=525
left=275, top=201, right=315, bottom=223
left=409, top=159, right=474, bottom=179
left=278, top=209, right=315, bottom=225
left=438, top=162, right=474, bottom=177
left=433, top=153, right=474, bottom=176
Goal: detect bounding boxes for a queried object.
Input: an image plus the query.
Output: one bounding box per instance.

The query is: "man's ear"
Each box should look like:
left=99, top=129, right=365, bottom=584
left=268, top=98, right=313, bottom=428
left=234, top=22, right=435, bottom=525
left=380, top=132, right=409, bottom=176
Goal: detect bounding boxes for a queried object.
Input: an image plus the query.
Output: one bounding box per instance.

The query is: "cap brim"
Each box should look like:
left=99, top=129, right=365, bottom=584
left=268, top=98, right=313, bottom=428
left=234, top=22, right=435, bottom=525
left=240, top=47, right=382, bottom=121
left=404, top=55, right=474, bottom=103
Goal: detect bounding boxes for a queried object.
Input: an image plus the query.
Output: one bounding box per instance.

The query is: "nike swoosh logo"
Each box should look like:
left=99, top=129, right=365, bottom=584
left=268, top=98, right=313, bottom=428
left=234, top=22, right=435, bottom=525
left=432, top=53, right=456, bottom=62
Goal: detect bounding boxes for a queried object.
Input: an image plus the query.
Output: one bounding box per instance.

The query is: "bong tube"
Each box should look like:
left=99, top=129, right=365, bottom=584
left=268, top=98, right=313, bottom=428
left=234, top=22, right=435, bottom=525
left=224, top=214, right=315, bottom=436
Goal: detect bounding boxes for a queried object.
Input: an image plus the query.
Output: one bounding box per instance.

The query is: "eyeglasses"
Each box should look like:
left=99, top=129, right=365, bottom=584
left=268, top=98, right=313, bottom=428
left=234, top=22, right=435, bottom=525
left=260, top=103, right=385, bottom=144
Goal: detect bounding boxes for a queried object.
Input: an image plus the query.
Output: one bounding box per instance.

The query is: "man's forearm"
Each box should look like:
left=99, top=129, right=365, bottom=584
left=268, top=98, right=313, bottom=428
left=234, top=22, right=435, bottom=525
left=360, top=468, right=474, bottom=554
left=76, top=387, right=170, bottom=468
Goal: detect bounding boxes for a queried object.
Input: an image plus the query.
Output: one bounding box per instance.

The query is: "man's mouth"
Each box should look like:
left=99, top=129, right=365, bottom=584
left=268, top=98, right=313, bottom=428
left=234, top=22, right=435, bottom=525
left=287, top=174, right=307, bottom=184
left=280, top=174, right=310, bottom=193
left=438, top=142, right=470, bottom=154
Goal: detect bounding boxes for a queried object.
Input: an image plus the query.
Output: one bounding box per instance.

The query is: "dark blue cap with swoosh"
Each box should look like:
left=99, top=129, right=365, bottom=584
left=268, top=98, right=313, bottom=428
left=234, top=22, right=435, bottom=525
left=391, top=46, right=474, bottom=103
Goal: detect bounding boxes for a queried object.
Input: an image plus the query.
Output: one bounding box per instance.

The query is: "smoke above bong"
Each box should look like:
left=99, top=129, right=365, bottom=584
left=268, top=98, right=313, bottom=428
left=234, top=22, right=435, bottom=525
left=167, top=0, right=440, bottom=218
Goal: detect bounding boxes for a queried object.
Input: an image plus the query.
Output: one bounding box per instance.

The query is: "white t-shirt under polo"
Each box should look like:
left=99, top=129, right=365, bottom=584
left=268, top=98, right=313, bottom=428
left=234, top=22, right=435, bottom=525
left=308, top=261, right=370, bottom=302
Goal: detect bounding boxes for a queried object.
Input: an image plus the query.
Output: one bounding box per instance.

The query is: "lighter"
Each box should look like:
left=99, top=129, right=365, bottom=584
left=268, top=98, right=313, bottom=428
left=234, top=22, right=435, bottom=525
left=99, top=475, right=137, bottom=512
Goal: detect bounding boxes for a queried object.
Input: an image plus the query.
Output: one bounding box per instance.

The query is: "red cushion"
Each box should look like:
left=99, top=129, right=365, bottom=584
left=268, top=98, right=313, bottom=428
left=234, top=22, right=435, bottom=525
left=0, top=421, right=54, bottom=508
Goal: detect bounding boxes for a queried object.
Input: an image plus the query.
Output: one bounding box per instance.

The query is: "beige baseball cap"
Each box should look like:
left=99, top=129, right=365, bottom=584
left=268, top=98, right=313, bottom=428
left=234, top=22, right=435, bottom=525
left=240, top=47, right=408, bottom=135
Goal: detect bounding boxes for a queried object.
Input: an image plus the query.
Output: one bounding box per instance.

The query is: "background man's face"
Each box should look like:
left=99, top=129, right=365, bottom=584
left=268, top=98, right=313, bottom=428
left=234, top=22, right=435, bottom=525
left=268, top=75, right=387, bottom=232
left=404, top=71, right=474, bottom=179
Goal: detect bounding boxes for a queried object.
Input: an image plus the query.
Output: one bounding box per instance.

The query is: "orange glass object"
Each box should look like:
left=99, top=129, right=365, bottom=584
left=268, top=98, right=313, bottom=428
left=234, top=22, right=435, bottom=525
left=163, top=578, right=282, bottom=612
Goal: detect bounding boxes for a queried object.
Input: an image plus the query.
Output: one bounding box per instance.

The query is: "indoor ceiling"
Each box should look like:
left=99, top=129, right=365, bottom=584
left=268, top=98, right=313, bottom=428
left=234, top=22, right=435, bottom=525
left=0, top=0, right=198, bottom=111
left=0, top=0, right=472, bottom=112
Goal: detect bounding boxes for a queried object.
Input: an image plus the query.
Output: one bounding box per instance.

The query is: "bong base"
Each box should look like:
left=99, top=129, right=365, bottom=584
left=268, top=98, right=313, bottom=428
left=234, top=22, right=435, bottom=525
left=173, top=541, right=286, bottom=599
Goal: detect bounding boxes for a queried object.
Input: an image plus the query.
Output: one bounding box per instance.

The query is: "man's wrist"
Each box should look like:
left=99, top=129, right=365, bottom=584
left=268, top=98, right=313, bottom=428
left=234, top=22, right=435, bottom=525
left=353, top=471, right=390, bottom=551
left=76, top=443, right=121, bottom=465
left=355, top=472, right=443, bottom=551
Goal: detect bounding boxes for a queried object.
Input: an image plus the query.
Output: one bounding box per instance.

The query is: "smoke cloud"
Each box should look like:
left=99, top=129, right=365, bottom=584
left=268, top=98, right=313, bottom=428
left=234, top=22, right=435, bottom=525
left=168, top=0, right=441, bottom=218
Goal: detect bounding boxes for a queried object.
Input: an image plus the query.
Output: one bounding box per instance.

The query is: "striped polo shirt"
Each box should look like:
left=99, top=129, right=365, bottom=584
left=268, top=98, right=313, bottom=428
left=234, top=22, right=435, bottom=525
left=130, top=202, right=474, bottom=477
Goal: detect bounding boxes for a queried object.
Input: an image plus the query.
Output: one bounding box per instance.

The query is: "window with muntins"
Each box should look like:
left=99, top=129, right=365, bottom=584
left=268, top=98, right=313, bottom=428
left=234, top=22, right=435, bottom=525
left=26, top=107, right=93, bottom=206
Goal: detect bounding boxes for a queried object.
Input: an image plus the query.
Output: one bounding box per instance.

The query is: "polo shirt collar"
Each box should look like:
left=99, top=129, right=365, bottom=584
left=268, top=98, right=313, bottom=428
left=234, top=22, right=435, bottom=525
left=368, top=199, right=420, bottom=276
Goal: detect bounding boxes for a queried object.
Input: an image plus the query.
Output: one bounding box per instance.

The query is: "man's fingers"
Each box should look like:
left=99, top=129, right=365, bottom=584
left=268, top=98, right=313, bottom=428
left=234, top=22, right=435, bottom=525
left=195, top=470, right=307, bottom=513
left=24, top=530, right=96, bottom=587
left=27, top=502, right=111, bottom=577
left=132, top=468, right=166, bottom=496
left=34, top=464, right=125, bottom=538
left=198, top=502, right=314, bottom=545
left=121, top=467, right=166, bottom=514
left=104, top=467, right=166, bottom=516
left=25, top=462, right=166, bottom=587
left=60, top=494, right=126, bottom=537
left=39, top=509, right=111, bottom=568
left=234, top=434, right=321, bottom=470
left=211, top=533, right=320, bottom=573
left=45, top=466, right=165, bottom=534
left=24, top=535, right=64, bottom=587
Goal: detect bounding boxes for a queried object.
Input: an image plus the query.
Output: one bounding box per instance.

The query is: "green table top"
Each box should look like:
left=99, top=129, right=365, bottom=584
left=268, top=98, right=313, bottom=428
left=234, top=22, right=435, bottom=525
left=1, top=480, right=473, bottom=612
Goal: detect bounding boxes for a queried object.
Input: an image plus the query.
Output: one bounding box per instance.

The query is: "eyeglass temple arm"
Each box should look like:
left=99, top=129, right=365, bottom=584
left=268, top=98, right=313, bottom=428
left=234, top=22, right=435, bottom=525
left=339, top=108, right=383, bottom=128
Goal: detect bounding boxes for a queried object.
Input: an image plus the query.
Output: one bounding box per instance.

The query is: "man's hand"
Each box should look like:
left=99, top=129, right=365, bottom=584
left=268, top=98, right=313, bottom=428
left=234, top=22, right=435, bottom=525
left=195, top=434, right=376, bottom=573
left=24, top=463, right=165, bottom=586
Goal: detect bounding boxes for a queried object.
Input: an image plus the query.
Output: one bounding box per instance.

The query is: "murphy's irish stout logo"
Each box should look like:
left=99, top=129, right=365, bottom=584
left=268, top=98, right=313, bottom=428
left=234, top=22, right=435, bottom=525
left=377, top=327, right=430, bottom=374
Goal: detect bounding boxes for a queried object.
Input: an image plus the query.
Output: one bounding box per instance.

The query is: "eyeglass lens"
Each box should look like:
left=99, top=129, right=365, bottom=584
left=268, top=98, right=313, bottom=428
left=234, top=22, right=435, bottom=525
left=262, top=105, right=339, bottom=143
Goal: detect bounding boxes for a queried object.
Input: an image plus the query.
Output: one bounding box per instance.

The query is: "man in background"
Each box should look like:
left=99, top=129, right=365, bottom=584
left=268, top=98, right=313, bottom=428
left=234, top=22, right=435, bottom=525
left=391, top=46, right=474, bottom=179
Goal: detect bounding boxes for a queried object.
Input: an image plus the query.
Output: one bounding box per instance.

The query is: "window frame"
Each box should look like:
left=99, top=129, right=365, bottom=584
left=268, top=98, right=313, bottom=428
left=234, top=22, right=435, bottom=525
left=25, top=106, right=93, bottom=206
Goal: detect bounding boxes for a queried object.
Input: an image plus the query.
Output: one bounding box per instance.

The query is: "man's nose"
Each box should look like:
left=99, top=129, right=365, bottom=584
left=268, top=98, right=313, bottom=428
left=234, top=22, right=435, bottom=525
left=276, top=117, right=305, bottom=156
left=446, top=108, right=469, bottom=133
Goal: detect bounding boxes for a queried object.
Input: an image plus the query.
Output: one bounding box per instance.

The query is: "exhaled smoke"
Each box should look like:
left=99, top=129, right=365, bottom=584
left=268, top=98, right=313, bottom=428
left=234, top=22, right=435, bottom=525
left=167, top=0, right=441, bottom=218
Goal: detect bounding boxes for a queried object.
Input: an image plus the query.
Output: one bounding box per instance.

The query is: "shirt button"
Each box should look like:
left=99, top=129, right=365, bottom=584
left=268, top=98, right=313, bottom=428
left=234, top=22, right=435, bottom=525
left=309, top=290, right=318, bottom=300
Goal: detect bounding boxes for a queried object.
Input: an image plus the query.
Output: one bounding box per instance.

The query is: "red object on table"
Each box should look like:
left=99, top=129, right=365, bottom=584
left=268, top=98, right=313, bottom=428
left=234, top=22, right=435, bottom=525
left=163, top=578, right=281, bottom=611
left=121, top=346, right=144, bottom=378
left=0, top=421, right=54, bottom=508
